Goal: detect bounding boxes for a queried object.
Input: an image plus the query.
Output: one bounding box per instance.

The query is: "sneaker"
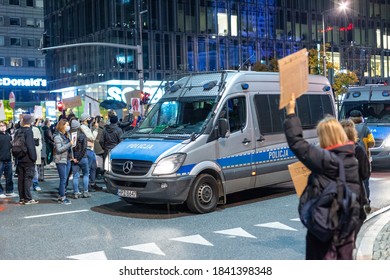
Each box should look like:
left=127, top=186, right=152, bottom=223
left=91, top=184, right=103, bottom=191
left=19, top=200, right=25, bottom=205
left=0, top=194, right=7, bottom=199
left=25, top=199, right=39, bottom=205
left=73, top=192, right=82, bottom=199
left=59, top=198, right=71, bottom=205
left=5, top=192, right=18, bottom=197
left=34, top=186, right=42, bottom=192
left=82, top=192, right=91, bottom=198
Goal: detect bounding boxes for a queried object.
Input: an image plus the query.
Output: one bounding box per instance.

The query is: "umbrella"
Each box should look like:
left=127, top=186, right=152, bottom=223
left=99, top=99, right=127, bottom=110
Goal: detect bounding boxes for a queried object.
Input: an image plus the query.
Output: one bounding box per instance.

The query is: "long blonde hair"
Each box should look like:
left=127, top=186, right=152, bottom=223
left=340, top=119, right=358, bottom=143
left=317, top=116, right=348, bottom=148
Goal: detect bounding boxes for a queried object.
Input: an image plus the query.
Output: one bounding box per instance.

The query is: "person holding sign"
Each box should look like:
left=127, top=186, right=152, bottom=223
left=283, top=96, right=362, bottom=260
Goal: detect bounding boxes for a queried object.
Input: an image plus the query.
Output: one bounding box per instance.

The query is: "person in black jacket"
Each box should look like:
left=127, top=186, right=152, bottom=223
left=100, top=115, right=123, bottom=166
left=284, top=98, right=362, bottom=260
left=0, top=121, right=16, bottom=198
left=69, top=120, right=90, bottom=198
left=15, top=114, right=38, bottom=205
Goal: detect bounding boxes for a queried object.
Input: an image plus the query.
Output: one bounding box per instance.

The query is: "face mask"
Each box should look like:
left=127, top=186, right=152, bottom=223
left=65, top=126, right=70, bottom=132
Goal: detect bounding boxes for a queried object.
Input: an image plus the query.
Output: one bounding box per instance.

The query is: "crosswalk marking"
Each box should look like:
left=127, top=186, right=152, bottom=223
left=254, top=222, right=298, bottom=231
left=214, top=227, right=257, bottom=238
left=122, top=242, right=166, bottom=256
left=169, top=234, right=214, bottom=246
left=290, top=218, right=300, bottom=222
left=67, top=250, right=107, bottom=260
left=24, top=209, right=89, bottom=219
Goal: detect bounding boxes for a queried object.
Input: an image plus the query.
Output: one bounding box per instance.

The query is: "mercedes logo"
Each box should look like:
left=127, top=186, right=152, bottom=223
left=123, top=161, right=133, bottom=174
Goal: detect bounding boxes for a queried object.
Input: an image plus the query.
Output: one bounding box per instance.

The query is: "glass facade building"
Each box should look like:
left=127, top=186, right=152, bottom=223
left=0, top=0, right=49, bottom=112
left=43, top=0, right=390, bottom=93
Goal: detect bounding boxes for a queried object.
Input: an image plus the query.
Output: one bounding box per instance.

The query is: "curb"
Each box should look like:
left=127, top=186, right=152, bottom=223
left=355, top=205, right=390, bottom=260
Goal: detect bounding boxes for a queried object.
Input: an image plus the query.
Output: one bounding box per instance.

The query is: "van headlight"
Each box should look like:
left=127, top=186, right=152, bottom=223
left=383, top=136, right=390, bottom=148
left=104, top=153, right=111, bottom=172
left=153, top=153, right=186, bottom=175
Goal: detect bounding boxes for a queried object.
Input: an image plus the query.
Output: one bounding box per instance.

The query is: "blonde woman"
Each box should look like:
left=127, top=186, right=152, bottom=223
left=284, top=98, right=362, bottom=260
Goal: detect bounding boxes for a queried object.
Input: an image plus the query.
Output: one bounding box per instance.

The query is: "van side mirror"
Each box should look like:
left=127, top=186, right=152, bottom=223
left=218, top=118, right=230, bottom=138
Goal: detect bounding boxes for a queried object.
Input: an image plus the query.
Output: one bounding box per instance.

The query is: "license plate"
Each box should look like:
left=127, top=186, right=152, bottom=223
left=118, top=189, right=137, bottom=198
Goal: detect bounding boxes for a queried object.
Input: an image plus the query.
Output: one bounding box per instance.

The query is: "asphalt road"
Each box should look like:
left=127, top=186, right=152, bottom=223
left=1, top=165, right=389, bottom=260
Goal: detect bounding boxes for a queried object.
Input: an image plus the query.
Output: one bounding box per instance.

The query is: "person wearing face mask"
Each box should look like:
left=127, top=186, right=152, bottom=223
left=53, top=119, right=74, bottom=204
left=0, top=121, right=16, bottom=198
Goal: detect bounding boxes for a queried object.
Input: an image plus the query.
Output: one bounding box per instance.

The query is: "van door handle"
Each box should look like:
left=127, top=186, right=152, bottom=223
left=242, top=138, right=251, bottom=145
left=257, top=135, right=265, bottom=142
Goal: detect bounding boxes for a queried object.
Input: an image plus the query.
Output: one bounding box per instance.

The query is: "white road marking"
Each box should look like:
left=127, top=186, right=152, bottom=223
left=24, top=209, right=89, bottom=219
left=67, top=250, right=107, bottom=260
left=369, top=177, right=384, bottom=181
left=214, top=227, right=256, bottom=238
left=170, top=234, right=214, bottom=246
left=290, top=218, right=301, bottom=221
left=122, top=242, right=166, bottom=256
left=254, top=222, right=298, bottom=231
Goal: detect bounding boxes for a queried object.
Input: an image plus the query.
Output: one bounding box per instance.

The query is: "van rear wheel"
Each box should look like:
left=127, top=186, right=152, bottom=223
left=186, top=174, right=218, bottom=214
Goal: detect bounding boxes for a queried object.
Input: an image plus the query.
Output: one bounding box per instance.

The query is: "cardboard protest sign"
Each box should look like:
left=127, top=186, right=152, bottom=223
left=71, top=131, right=77, bottom=147
left=63, top=96, right=82, bottom=109
left=288, top=161, right=311, bottom=197
left=278, top=48, right=308, bottom=109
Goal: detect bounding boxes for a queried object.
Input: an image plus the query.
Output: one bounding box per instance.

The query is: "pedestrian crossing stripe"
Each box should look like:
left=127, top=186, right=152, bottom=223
left=67, top=250, right=107, bottom=260
left=122, top=242, right=166, bottom=256
left=213, top=227, right=257, bottom=238
left=254, top=222, right=298, bottom=231
left=169, top=234, right=214, bottom=246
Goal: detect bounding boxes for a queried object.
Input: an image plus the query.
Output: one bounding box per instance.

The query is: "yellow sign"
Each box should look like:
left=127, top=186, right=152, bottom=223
left=278, top=48, right=309, bottom=109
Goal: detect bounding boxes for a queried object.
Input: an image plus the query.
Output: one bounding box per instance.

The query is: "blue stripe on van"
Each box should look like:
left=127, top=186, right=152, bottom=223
left=368, top=125, right=390, bottom=140
left=176, top=147, right=295, bottom=176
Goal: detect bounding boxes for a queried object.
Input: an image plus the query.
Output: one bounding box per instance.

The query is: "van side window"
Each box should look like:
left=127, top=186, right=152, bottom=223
left=254, top=95, right=286, bottom=134
left=219, top=97, right=246, bottom=133
left=254, top=94, right=334, bottom=134
left=296, top=95, right=334, bottom=128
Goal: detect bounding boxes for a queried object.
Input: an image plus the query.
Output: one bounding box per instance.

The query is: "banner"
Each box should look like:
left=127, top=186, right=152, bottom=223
left=34, top=105, right=43, bottom=119
left=63, top=96, right=82, bottom=109
left=0, top=100, right=6, bottom=120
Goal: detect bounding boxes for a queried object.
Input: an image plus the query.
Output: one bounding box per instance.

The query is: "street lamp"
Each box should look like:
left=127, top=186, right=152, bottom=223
left=321, top=2, right=349, bottom=77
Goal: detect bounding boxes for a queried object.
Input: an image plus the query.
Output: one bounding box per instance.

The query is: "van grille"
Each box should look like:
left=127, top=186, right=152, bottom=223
left=112, top=159, right=153, bottom=176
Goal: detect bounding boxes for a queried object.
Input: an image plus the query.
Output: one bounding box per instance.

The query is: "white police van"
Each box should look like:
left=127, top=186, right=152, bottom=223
left=339, top=84, right=390, bottom=168
left=104, top=71, right=336, bottom=213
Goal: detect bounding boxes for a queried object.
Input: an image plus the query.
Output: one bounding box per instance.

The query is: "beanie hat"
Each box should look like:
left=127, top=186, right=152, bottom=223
left=80, top=113, right=91, bottom=122
left=349, top=110, right=362, bottom=118
left=110, top=115, right=118, bottom=124
left=71, top=119, right=80, bottom=129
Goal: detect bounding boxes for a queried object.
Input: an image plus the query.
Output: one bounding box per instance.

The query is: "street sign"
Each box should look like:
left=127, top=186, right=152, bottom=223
left=9, top=91, right=15, bottom=109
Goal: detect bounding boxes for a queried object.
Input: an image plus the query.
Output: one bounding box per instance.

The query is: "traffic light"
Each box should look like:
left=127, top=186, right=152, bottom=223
left=57, top=101, right=64, bottom=112
left=39, top=33, right=50, bottom=54
left=140, top=92, right=150, bottom=104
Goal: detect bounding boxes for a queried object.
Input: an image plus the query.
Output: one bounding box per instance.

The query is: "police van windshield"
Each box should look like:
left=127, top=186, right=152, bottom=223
left=125, top=98, right=215, bottom=138
left=339, top=101, right=390, bottom=123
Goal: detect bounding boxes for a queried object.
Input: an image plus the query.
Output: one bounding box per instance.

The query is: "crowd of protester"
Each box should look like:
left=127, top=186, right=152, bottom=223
left=0, top=110, right=126, bottom=205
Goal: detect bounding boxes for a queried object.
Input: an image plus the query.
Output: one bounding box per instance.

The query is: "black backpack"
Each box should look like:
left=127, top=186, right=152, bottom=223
left=298, top=156, right=361, bottom=245
left=12, top=129, right=28, bottom=158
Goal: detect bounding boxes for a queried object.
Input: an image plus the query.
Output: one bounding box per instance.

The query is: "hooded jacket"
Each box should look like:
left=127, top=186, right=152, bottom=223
left=100, top=123, right=123, bottom=154
left=16, top=126, right=37, bottom=166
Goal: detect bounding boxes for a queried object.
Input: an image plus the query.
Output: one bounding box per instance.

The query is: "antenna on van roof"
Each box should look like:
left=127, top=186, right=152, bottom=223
left=238, top=54, right=256, bottom=71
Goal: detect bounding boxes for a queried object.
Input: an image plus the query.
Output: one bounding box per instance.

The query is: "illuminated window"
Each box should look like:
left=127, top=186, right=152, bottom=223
left=11, top=57, right=22, bottom=67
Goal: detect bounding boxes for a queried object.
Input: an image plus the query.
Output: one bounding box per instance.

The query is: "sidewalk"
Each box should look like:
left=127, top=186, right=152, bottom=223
left=355, top=205, right=390, bottom=260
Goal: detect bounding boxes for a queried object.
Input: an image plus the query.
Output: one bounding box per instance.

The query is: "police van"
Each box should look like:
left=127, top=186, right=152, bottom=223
left=104, top=71, right=336, bottom=213
left=339, top=84, right=390, bottom=168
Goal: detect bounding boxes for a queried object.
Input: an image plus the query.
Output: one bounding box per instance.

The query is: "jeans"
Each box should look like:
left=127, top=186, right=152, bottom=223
left=32, top=165, right=39, bottom=187
left=72, top=157, right=89, bottom=193
left=86, top=149, right=97, bottom=185
left=56, top=161, right=71, bottom=198
left=0, top=160, right=14, bottom=194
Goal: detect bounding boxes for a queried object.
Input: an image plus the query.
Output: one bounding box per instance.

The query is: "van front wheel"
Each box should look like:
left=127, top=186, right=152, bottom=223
left=186, top=174, right=218, bottom=214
